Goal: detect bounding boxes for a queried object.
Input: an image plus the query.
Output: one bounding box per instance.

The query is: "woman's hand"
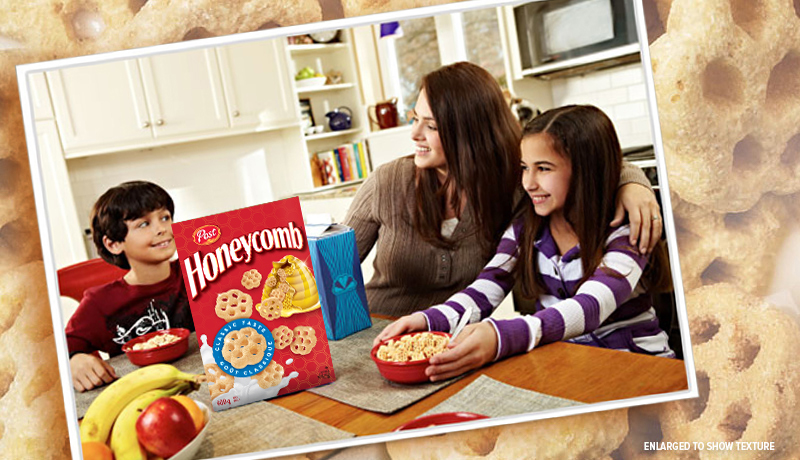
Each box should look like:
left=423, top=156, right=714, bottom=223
left=70, top=353, right=117, bottom=392
left=372, top=313, right=428, bottom=347
left=611, top=183, right=663, bottom=255
left=425, top=322, right=498, bottom=382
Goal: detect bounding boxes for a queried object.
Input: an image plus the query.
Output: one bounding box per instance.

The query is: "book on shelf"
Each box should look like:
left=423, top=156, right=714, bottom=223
left=311, top=141, right=371, bottom=186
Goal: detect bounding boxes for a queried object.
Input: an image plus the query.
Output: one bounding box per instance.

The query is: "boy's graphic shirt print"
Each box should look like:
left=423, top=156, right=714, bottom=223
left=65, top=260, right=194, bottom=357
left=111, top=304, right=171, bottom=346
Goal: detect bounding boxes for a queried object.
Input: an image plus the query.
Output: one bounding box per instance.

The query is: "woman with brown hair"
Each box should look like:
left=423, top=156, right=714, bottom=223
left=346, top=62, right=661, bottom=317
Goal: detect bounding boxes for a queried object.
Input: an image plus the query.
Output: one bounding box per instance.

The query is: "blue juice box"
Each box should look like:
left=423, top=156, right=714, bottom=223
left=307, top=224, right=371, bottom=340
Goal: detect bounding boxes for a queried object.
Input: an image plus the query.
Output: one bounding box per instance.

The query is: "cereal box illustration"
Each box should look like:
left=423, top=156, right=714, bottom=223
left=172, top=197, right=335, bottom=411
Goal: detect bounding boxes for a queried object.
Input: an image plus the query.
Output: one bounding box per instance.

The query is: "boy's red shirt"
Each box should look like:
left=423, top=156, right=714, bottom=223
left=65, top=260, right=194, bottom=357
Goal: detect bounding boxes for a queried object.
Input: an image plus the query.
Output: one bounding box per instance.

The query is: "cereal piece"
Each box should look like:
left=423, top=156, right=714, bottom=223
left=290, top=326, right=317, bottom=355
left=131, top=333, right=181, bottom=350
left=204, top=363, right=234, bottom=399
left=272, top=325, right=294, bottom=349
left=221, top=327, right=268, bottom=369
left=376, top=332, right=449, bottom=363
left=637, top=284, right=800, bottom=455
left=214, top=289, right=253, bottom=321
left=276, top=268, right=287, bottom=279
left=251, top=360, right=284, bottom=389
left=265, top=275, right=278, bottom=288
left=241, top=269, right=262, bottom=289
left=257, top=298, right=282, bottom=321
left=673, top=194, right=789, bottom=295
left=650, top=0, right=800, bottom=211
left=270, top=288, right=285, bottom=300
left=277, top=280, right=291, bottom=293
left=113, top=0, right=322, bottom=50
left=387, top=408, right=628, bottom=459
left=0, top=262, right=71, bottom=458
left=282, top=285, right=296, bottom=310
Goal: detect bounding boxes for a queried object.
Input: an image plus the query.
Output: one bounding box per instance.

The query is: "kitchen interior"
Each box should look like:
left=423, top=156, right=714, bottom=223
left=31, top=0, right=673, bottom=342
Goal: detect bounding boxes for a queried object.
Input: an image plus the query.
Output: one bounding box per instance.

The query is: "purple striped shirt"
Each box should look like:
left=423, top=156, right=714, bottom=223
left=421, top=219, right=673, bottom=360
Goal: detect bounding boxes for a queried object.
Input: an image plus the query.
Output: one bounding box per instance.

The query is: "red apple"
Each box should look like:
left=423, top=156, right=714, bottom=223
left=135, top=397, right=197, bottom=458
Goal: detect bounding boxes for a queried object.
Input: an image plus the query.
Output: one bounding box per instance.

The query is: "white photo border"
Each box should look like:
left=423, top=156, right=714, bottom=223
left=16, top=0, right=698, bottom=458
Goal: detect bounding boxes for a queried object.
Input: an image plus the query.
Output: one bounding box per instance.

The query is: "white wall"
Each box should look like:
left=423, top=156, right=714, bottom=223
left=548, top=62, right=653, bottom=149
left=68, top=128, right=307, bottom=243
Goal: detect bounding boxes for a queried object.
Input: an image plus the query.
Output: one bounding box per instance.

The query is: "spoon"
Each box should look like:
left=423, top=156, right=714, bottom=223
left=449, top=310, right=472, bottom=344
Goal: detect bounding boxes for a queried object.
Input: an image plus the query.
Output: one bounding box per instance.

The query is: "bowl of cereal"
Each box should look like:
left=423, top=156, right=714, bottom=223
left=122, top=328, right=191, bottom=366
left=370, top=331, right=451, bottom=384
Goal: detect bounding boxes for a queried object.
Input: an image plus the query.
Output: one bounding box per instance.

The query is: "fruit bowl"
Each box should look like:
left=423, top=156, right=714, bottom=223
left=295, top=76, right=327, bottom=88
left=122, top=328, right=190, bottom=366
left=169, top=400, right=210, bottom=460
left=370, top=331, right=451, bottom=384
left=393, top=412, right=489, bottom=431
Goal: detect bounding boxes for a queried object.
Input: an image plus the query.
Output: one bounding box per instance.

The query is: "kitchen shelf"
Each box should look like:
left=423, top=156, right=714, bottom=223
left=288, top=44, right=349, bottom=54
left=304, top=128, right=360, bottom=141
left=296, top=83, right=354, bottom=94
left=292, top=178, right=366, bottom=198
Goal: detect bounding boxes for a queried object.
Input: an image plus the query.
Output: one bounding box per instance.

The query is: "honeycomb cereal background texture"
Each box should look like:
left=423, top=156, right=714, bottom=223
left=0, top=0, right=798, bottom=458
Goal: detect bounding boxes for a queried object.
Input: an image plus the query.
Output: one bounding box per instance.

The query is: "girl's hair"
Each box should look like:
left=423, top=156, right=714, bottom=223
left=91, top=181, right=175, bottom=269
left=515, top=105, right=671, bottom=299
left=413, top=62, right=521, bottom=256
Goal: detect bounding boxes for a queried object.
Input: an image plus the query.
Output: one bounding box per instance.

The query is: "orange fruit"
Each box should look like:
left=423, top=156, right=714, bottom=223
left=81, top=442, right=113, bottom=460
left=171, top=395, right=204, bottom=434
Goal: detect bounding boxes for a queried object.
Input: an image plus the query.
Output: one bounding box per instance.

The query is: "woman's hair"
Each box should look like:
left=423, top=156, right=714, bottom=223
left=91, top=181, right=175, bottom=269
left=413, top=62, right=521, bottom=256
left=515, top=105, right=671, bottom=299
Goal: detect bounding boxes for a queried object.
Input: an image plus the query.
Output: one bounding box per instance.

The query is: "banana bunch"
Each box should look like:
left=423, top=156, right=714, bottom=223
left=80, top=364, right=200, bottom=447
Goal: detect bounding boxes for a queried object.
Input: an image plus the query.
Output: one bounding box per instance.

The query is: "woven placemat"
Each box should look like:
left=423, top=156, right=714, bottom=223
left=308, top=318, right=464, bottom=414
left=194, top=400, right=354, bottom=458
left=421, top=375, right=582, bottom=418
left=74, top=332, right=205, bottom=418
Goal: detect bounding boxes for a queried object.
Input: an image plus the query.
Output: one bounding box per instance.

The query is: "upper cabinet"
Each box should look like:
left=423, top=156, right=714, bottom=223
left=217, top=40, right=297, bottom=129
left=47, top=60, right=153, bottom=156
left=46, top=41, right=298, bottom=158
left=138, top=49, right=229, bottom=140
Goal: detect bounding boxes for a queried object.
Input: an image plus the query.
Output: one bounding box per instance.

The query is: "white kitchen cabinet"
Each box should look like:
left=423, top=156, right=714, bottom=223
left=35, top=120, right=87, bottom=268
left=139, top=49, right=229, bottom=140
left=47, top=60, right=153, bottom=155
left=217, top=40, right=297, bottom=129
left=47, top=49, right=230, bottom=157
left=28, top=73, right=54, bottom=120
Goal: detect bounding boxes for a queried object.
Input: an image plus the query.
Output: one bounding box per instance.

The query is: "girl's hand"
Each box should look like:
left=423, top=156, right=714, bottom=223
left=611, top=182, right=663, bottom=255
left=372, top=313, right=428, bottom=347
left=425, top=322, right=498, bottom=382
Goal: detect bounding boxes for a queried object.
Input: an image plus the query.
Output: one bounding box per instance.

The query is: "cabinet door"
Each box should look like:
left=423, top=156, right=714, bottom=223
left=217, top=40, right=297, bottom=129
left=139, top=49, right=229, bottom=140
left=36, top=120, right=87, bottom=268
left=47, top=61, right=152, bottom=155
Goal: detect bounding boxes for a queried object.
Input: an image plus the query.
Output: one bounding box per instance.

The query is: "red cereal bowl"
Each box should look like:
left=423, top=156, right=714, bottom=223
left=393, top=412, right=490, bottom=431
left=370, top=331, right=451, bottom=384
left=122, top=328, right=190, bottom=366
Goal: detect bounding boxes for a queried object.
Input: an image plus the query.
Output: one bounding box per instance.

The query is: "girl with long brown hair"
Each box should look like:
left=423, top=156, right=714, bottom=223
left=375, top=105, right=674, bottom=380
left=346, top=63, right=662, bottom=317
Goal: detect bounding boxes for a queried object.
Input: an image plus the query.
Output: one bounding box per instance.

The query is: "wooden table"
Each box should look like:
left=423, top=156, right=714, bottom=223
left=271, top=341, right=688, bottom=435
left=77, top=331, right=688, bottom=438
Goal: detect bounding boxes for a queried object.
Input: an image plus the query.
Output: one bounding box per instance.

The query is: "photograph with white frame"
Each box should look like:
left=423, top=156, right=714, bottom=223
left=17, top=0, right=697, bottom=458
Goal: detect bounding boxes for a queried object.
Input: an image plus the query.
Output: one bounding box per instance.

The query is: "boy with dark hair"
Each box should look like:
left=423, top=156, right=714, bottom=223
left=65, top=181, right=194, bottom=392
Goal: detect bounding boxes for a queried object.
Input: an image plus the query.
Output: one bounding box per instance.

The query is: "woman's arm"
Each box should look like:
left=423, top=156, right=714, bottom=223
left=489, top=225, right=648, bottom=360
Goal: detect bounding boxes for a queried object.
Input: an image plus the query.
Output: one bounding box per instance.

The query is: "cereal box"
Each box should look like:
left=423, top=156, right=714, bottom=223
left=172, top=197, right=335, bottom=411
left=307, top=224, right=371, bottom=340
